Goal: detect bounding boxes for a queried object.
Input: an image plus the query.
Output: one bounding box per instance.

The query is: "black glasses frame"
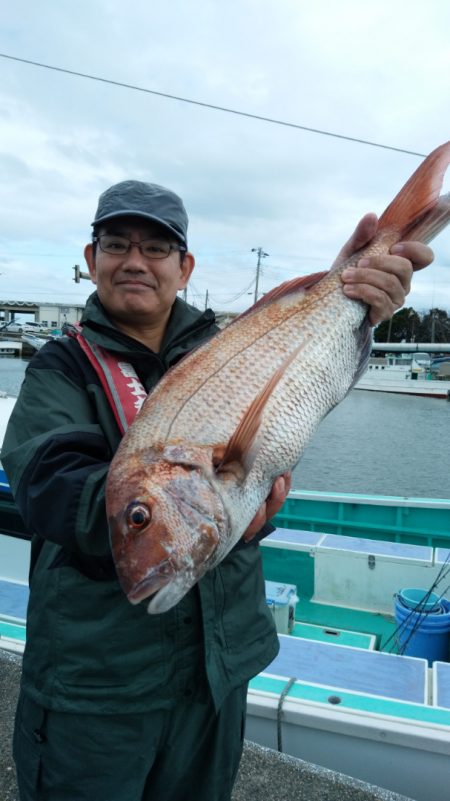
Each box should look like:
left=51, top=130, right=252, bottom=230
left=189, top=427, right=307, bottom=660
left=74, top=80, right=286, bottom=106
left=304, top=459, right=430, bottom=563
left=93, top=235, right=187, bottom=259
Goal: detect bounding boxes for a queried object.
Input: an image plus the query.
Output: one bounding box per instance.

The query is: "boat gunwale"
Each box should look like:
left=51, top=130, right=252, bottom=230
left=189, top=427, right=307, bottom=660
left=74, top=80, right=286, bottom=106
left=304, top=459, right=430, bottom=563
left=288, top=489, right=450, bottom=509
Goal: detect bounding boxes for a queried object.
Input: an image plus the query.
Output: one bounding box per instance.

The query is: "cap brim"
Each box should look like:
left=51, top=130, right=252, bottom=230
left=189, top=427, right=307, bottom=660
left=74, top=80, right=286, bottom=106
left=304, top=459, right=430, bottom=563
left=91, top=210, right=187, bottom=246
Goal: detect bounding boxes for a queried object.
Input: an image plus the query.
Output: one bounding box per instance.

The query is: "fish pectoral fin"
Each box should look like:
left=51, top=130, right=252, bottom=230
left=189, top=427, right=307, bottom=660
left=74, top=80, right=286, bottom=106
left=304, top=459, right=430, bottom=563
left=214, top=346, right=304, bottom=480
left=213, top=443, right=248, bottom=482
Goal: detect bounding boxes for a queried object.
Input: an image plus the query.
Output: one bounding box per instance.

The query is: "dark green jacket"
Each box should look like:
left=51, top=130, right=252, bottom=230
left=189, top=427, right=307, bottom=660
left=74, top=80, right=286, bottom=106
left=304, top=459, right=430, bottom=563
left=2, top=294, right=278, bottom=713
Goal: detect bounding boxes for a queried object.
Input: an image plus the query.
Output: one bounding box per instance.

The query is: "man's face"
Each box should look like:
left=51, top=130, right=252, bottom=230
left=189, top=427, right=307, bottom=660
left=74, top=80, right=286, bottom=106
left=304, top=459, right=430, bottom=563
left=84, top=216, right=194, bottom=329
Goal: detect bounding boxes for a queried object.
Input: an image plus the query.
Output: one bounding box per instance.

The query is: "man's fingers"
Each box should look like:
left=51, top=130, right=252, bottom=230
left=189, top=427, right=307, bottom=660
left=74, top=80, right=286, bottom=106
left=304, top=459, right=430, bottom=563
left=265, top=472, right=291, bottom=520
left=336, top=218, right=435, bottom=327
left=391, top=242, right=434, bottom=272
left=332, top=213, right=378, bottom=268
left=342, top=285, right=394, bottom=326
left=243, top=504, right=267, bottom=542
left=242, top=471, right=292, bottom=542
left=343, top=258, right=412, bottom=296
left=342, top=252, right=415, bottom=325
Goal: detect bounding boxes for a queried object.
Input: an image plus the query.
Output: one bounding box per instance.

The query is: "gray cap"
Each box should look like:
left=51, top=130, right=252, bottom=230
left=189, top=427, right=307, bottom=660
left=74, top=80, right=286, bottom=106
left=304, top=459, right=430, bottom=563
left=92, top=180, right=188, bottom=246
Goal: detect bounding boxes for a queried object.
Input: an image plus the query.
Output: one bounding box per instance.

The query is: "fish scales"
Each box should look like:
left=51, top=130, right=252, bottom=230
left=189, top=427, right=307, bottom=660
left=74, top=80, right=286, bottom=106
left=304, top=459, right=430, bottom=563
left=119, top=228, right=406, bottom=451
left=121, top=269, right=360, bottom=448
left=106, top=141, right=450, bottom=613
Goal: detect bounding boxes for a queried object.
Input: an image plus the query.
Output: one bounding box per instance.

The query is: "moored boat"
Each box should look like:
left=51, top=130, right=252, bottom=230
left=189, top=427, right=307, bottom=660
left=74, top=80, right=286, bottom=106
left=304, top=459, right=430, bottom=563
left=0, top=340, right=22, bottom=357
left=355, top=354, right=450, bottom=398
left=355, top=344, right=450, bottom=398
left=20, top=333, right=48, bottom=352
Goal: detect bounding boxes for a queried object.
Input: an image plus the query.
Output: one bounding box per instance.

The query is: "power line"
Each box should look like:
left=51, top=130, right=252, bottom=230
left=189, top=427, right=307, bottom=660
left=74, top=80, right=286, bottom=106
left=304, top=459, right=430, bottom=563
left=0, top=251, right=82, bottom=258
left=0, top=52, right=426, bottom=158
left=209, top=275, right=256, bottom=305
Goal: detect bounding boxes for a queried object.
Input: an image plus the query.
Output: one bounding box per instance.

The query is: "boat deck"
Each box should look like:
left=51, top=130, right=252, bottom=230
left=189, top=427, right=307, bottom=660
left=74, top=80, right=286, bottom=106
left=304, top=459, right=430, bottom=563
left=248, top=607, right=450, bottom=727
left=0, top=580, right=27, bottom=651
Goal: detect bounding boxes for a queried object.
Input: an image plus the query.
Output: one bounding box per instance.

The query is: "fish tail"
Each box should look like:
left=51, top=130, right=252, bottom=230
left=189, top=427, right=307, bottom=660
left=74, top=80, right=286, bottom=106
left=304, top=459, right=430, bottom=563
left=378, top=141, right=450, bottom=242
left=401, top=194, right=450, bottom=244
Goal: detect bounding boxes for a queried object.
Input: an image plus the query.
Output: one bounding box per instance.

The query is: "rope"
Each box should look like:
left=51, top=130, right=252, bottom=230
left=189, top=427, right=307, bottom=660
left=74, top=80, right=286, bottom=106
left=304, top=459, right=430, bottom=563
left=277, top=677, right=296, bottom=752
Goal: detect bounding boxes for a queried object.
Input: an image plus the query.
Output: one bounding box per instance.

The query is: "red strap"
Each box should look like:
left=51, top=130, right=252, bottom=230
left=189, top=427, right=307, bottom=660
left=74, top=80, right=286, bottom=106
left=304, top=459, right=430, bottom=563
left=66, top=325, right=147, bottom=434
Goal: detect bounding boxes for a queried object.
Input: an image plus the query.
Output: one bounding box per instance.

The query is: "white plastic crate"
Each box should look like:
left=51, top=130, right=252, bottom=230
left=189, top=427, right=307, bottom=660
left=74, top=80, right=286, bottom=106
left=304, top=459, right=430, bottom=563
left=265, top=580, right=298, bottom=634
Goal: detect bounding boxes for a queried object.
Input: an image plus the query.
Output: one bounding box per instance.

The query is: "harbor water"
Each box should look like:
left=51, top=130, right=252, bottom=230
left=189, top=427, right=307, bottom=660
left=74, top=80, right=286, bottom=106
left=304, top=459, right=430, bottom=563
left=294, top=388, right=450, bottom=499
left=1, top=357, right=449, bottom=499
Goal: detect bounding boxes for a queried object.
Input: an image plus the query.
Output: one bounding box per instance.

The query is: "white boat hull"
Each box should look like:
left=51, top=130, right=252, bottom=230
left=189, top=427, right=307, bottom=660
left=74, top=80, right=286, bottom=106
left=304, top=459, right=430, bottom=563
left=246, top=689, right=450, bottom=801
left=355, top=376, right=450, bottom=397
left=355, top=350, right=450, bottom=397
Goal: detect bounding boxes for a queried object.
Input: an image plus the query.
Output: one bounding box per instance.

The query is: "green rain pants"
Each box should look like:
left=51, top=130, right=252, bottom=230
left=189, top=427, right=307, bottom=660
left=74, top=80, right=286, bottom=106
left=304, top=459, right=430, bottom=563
left=13, top=684, right=248, bottom=801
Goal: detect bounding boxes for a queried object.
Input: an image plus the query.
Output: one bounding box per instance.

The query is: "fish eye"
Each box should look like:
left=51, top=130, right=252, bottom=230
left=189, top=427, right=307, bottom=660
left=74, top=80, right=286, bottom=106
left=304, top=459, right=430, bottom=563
left=125, top=502, right=152, bottom=530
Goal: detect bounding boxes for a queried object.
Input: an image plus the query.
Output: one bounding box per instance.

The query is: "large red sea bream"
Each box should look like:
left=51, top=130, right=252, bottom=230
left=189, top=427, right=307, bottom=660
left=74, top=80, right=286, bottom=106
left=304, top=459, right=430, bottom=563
left=106, top=142, right=450, bottom=613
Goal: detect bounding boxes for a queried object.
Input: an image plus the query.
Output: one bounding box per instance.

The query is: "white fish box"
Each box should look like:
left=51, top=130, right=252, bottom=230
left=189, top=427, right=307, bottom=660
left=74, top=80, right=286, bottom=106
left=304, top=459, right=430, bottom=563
left=313, top=535, right=437, bottom=614
left=265, top=580, right=298, bottom=634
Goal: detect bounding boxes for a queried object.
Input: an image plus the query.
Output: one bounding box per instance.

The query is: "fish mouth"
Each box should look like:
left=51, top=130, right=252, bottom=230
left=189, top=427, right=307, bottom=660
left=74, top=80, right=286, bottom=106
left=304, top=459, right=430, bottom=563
left=126, top=561, right=175, bottom=605
left=146, top=573, right=197, bottom=615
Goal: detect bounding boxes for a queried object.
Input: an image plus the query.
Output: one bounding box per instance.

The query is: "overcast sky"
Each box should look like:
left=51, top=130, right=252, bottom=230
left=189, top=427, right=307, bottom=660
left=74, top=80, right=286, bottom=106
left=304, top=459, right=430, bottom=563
left=0, top=0, right=449, bottom=319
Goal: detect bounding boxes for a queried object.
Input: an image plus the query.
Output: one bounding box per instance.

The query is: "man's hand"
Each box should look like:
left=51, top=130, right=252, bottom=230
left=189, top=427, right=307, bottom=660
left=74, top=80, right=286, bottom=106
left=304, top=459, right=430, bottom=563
left=336, top=213, right=434, bottom=326
left=242, top=472, right=292, bottom=543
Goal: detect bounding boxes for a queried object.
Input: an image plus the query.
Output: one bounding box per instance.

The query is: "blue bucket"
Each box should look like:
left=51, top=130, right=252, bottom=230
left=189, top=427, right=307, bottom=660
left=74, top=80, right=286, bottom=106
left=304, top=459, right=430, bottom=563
left=398, top=587, right=442, bottom=613
left=394, top=592, right=450, bottom=665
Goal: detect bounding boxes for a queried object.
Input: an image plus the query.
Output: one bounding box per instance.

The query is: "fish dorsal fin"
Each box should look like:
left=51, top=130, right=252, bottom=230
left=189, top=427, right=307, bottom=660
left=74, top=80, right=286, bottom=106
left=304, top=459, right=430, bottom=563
left=214, top=343, right=306, bottom=479
left=235, top=270, right=329, bottom=323
left=378, top=141, right=450, bottom=235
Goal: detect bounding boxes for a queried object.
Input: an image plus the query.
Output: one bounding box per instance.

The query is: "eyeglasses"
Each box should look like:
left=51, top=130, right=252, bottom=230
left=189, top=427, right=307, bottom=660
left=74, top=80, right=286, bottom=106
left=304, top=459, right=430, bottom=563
left=93, top=234, right=187, bottom=259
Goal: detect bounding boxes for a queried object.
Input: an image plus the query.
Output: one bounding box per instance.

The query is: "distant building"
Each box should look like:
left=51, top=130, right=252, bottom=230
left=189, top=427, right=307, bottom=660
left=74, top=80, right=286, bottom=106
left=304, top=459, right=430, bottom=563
left=0, top=300, right=240, bottom=331
left=0, top=300, right=85, bottom=329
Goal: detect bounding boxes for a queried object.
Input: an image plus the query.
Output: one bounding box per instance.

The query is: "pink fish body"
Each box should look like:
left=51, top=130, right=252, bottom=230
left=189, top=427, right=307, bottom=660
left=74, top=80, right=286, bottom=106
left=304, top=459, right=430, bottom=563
left=106, top=142, right=450, bottom=613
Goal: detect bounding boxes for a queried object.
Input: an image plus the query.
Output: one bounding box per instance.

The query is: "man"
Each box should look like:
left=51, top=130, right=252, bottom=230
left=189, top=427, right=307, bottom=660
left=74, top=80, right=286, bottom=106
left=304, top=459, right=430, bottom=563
left=2, top=179, right=432, bottom=801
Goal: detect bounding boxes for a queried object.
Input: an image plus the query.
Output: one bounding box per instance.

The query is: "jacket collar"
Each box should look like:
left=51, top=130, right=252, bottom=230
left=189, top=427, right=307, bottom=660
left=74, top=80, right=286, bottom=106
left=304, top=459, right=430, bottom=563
left=79, top=291, right=217, bottom=362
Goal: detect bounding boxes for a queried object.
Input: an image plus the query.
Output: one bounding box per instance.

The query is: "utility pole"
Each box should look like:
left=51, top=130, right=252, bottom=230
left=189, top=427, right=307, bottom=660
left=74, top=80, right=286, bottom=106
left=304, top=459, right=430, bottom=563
left=205, top=289, right=209, bottom=309
left=251, top=247, right=269, bottom=303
